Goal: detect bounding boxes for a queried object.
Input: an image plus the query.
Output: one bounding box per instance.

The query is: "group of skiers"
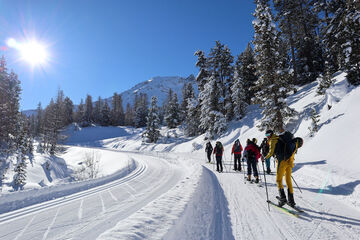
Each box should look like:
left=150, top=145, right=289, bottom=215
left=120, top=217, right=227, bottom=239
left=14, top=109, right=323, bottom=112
left=204, top=130, right=303, bottom=207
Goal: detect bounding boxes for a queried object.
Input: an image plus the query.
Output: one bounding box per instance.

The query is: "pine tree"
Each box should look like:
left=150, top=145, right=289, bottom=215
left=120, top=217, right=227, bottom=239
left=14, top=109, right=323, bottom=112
left=134, top=93, right=148, bottom=128
left=231, top=70, right=248, bottom=120
left=184, top=97, right=200, bottom=137
left=308, top=107, right=320, bottom=136
left=144, top=96, right=161, bottom=143
left=273, top=0, right=324, bottom=85
left=199, top=74, right=227, bottom=138
left=180, top=83, right=195, bottom=122
left=84, top=94, right=93, bottom=125
left=164, top=89, right=180, bottom=128
left=111, top=93, right=125, bottom=126
left=194, top=50, right=209, bottom=92
left=101, top=101, right=111, bottom=126
left=124, top=103, right=134, bottom=126
left=93, top=96, right=103, bottom=124
left=207, top=41, right=234, bottom=120
left=75, top=99, right=86, bottom=125
left=63, top=97, right=74, bottom=125
left=236, top=43, right=257, bottom=103
left=253, top=0, right=296, bottom=132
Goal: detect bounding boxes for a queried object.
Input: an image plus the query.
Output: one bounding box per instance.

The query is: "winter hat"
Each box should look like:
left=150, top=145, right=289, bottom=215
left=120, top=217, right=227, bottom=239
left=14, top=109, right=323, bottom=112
left=265, top=130, right=273, bottom=137
left=252, top=138, right=257, bottom=144
left=295, top=137, right=303, bottom=148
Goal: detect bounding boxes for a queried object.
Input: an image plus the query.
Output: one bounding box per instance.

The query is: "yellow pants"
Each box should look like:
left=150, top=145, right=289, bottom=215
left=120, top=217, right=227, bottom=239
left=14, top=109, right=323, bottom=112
left=276, top=159, right=293, bottom=194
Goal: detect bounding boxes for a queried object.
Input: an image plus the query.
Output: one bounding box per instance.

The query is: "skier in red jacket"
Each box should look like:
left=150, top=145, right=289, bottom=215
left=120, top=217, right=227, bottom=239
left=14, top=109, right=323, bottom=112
left=231, top=139, right=243, bottom=171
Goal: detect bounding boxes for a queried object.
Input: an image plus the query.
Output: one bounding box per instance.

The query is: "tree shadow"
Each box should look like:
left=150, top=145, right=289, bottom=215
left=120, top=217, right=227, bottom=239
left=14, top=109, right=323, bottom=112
left=301, top=180, right=360, bottom=196
left=298, top=207, right=360, bottom=226
left=292, top=160, right=327, bottom=173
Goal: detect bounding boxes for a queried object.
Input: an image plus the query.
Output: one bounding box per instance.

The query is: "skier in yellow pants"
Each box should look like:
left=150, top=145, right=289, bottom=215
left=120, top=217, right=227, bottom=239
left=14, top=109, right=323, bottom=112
left=263, top=130, right=303, bottom=207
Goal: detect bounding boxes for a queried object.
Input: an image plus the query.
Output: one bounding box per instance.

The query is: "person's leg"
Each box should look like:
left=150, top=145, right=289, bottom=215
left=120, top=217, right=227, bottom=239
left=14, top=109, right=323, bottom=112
left=284, top=161, right=295, bottom=206
left=207, top=152, right=211, bottom=162
left=216, top=156, right=220, bottom=171
left=276, top=160, right=287, bottom=206
left=236, top=154, right=241, bottom=171
left=247, top=158, right=252, bottom=180
left=265, top=158, right=271, bottom=173
left=220, top=156, right=223, bottom=172
left=233, top=154, right=237, bottom=170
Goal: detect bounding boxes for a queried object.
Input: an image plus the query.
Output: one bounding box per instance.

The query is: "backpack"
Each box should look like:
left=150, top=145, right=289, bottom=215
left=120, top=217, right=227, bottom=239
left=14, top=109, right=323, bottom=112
left=274, top=131, right=296, bottom=161
left=215, top=142, right=223, bottom=155
left=234, top=140, right=241, bottom=152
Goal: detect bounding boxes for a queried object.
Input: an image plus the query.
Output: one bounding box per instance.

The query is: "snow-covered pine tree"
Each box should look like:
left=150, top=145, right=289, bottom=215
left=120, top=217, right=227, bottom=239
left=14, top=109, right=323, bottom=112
left=63, top=97, right=74, bottom=125
left=236, top=43, right=257, bottom=103
left=231, top=69, right=248, bottom=120
left=199, top=73, right=227, bottom=138
left=253, top=0, right=296, bottom=132
left=84, top=94, right=93, bottom=126
left=101, top=101, right=111, bottom=126
left=93, top=96, right=103, bottom=124
left=134, top=93, right=148, bottom=128
left=111, top=93, right=125, bottom=126
left=124, top=103, right=135, bottom=126
left=180, top=82, right=195, bottom=122
left=75, top=99, right=86, bottom=125
left=317, top=60, right=334, bottom=95
left=194, top=50, right=209, bottom=92
left=308, top=107, right=320, bottom=136
left=144, top=96, right=161, bottom=143
left=273, top=0, right=324, bottom=85
left=207, top=41, right=234, bottom=121
left=184, top=97, right=199, bottom=137
left=164, top=89, right=180, bottom=129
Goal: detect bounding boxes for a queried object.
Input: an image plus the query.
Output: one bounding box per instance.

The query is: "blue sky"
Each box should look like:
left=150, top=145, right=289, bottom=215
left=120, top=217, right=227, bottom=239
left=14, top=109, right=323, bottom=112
left=0, top=0, right=255, bottom=110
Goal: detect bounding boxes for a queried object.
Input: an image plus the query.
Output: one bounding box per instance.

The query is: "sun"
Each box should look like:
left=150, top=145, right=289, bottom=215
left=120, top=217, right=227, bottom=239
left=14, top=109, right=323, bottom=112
left=6, top=38, right=49, bottom=67
left=19, top=41, right=48, bottom=66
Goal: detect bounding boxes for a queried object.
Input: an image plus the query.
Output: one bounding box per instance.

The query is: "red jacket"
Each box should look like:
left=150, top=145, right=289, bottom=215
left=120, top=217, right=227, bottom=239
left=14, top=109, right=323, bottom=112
left=244, top=143, right=261, bottom=161
left=213, top=145, right=223, bottom=156
left=231, top=143, right=243, bottom=154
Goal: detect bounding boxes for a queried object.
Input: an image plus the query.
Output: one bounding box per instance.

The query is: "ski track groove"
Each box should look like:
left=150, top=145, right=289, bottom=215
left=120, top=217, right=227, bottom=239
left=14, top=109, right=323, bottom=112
left=14, top=215, right=35, bottom=240
left=0, top=163, right=146, bottom=225
left=42, top=207, right=60, bottom=240
left=99, top=194, right=106, bottom=213
left=108, top=190, right=118, bottom=202
left=78, top=199, right=84, bottom=221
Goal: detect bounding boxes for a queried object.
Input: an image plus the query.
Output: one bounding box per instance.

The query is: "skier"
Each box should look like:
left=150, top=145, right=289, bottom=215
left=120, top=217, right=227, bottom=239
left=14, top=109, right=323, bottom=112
left=264, top=129, right=303, bottom=207
left=205, top=141, right=213, bottom=163
left=243, top=139, right=261, bottom=183
left=260, top=137, right=271, bottom=174
left=231, top=139, right=243, bottom=171
left=213, top=141, right=224, bottom=172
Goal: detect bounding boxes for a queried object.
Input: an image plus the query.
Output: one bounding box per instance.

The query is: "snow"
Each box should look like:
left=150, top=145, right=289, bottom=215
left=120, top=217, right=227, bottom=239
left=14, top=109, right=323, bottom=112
left=0, top=73, right=360, bottom=239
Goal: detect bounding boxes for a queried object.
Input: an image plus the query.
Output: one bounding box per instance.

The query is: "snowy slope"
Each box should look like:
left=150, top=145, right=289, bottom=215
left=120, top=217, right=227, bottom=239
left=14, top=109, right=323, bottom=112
left=106, top=75, right=197, bottom=108
left=1, top=73, right=360, bottom=239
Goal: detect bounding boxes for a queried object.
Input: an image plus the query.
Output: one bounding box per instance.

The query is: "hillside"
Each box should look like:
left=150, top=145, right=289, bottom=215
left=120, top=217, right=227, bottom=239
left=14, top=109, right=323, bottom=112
left=1, top=72, right=359, bottom=239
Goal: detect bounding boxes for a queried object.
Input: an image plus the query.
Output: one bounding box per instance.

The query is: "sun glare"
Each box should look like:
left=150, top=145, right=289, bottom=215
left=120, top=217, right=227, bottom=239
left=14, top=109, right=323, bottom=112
left=19, top=41, right=48, bottom=66
left=6, top=38, right=49, bottom=67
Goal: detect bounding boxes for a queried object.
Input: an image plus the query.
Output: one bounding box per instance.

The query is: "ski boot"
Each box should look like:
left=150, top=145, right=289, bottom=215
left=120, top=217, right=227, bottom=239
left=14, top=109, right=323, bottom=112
left=247, top=175, right=251, bottom=181
left=266, top=168, right=271, bottom=174
left=288, top=189, right=296, bottom=207
left=255, top=176, right=259, bottom=183
left=278, top=188, right=287, bottom=207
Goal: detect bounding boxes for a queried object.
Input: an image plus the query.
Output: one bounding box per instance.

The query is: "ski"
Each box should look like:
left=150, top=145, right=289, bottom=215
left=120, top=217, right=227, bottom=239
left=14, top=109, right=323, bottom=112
left=275, top=196, right=304, bottom=212
left=267, top=200, right=299, bottom=217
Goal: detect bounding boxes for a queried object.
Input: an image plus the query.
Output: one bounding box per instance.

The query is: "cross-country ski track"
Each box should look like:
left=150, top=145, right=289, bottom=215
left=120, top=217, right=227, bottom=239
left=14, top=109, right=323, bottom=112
left=0, top=145, right=360, bottom=239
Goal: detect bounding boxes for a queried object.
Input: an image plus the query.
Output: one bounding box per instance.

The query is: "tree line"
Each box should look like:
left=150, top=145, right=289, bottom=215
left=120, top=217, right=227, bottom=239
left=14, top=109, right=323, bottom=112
left=0, top=0, right=358, bottom=190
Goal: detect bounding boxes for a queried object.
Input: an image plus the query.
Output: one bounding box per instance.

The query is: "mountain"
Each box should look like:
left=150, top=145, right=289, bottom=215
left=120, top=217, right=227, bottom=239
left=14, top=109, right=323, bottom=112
left=107, top=75, right=197, bottom=108
left=22, top=75, right=198, bottom=115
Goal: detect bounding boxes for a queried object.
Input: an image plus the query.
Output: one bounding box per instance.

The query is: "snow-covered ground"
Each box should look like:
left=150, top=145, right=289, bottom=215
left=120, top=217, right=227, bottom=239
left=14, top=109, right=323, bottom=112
left=0, top=73, right=360, bottom=239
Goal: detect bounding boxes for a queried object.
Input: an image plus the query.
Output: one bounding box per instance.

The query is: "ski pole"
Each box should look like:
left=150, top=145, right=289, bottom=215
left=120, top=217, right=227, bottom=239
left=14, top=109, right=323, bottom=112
left=212, top=154, right=215, bottom=172
left=223, top=153, right=227, bottom=173
left=262, top=160, right=270, bottom=211
left=291, top=175, right=302, bottom=193
left=257, top=161, right=262, bottom=182
left=242, top=158, right=246, bottom=184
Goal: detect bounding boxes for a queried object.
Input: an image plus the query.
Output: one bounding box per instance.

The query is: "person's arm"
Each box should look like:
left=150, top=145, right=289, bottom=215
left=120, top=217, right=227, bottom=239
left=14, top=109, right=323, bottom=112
left=231, top=144, right=234, bottom=154
left=265, top=137, right=278, bottom=159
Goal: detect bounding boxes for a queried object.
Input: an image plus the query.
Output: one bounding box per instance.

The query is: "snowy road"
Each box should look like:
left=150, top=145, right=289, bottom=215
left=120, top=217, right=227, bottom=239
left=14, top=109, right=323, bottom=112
left=0, top=148, right=183, bottom=240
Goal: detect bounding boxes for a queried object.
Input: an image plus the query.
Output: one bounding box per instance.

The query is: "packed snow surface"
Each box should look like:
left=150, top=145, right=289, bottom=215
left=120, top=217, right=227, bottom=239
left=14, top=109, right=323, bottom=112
left=0, top=73, right=359, bottom=239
